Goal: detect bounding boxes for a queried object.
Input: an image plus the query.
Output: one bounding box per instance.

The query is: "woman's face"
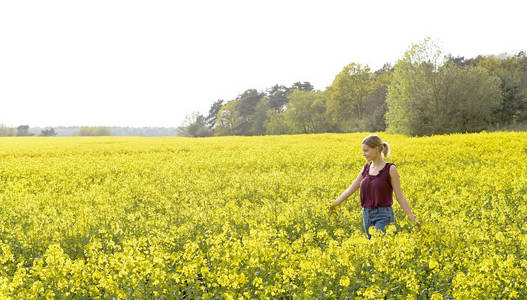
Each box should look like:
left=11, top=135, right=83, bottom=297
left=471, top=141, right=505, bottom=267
left=362, top=144, right=379, bottom=161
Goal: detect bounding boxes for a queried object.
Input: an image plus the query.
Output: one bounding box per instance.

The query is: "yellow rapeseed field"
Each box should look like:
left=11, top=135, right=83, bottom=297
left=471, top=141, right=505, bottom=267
left=0, top=132, right=526, bottom=299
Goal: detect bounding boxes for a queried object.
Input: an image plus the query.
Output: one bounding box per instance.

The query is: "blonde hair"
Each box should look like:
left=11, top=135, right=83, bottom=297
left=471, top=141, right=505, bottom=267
left=362, top=135, right=390, bottom=158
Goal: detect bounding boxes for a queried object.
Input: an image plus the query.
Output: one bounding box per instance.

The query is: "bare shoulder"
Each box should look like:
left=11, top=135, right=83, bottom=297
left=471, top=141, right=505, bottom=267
left=389, top=164, right=399, bottom=176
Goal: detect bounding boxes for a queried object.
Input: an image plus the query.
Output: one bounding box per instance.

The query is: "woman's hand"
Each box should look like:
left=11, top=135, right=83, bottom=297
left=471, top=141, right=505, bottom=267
left=407, top=213, right=421, bottom=231
left=413, top=220, right=421, bottom=231
left=327, top=203, right=338, bottom=215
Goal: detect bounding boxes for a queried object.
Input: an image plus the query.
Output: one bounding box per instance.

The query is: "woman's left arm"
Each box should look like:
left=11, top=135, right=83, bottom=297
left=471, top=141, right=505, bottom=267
left=390, top=165, right=420, bottom=228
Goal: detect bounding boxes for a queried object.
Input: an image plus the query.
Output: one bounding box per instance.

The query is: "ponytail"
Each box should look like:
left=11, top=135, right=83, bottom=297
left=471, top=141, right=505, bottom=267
left=381, top=142, right=390, bottom=158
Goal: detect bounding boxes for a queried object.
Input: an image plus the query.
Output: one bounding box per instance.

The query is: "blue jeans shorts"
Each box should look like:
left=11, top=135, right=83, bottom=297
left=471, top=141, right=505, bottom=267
left=362, top=206, right=395, bottom=239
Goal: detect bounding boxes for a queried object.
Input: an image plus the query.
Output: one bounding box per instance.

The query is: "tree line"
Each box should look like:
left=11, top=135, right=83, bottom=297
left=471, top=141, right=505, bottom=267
left=0, top=126, right=112, bottom=137
left=179, top=38, right=527, bottom=137
left=0, top=125, right=185, bottom=137
left=0, top=125, right=58, bottom=137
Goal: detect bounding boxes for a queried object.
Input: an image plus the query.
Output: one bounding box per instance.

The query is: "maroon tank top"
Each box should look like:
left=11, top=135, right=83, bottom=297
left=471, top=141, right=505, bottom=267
left=360, top=162, right=394, bottom=208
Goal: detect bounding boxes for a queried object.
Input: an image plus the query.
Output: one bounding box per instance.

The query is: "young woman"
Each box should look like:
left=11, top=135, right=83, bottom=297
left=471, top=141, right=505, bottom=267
left=328, top=135, right=421, bottom=239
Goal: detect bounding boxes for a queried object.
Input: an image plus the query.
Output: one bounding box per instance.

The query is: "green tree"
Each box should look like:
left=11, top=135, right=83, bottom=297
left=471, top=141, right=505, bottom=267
left=386, top=38, right=503, bottom=135
left=386, top=38, right=444, bottom=135
left=285, top=90, right=328, bottom=133
left=374, top=63, right=393, bottom=75
left=177, top=112, right=212, bottom=137
left=73, top=127, right=111, bottom=136
left=205, top=99, right=224, bottom=129
left=214, top=100, right=242, bottom=136
left=468, top=54, right=527, bottom=126
left=264, top=110, right=290, bottom=135
left=16, top=125, right=34, bottom=136
left=39, top=128, right=57, bottom=136
left=236, top=89, right=266, bottom=135
left=291, top=81, right=314, bottom=92
left=246, top=97, right=271, bottom=136
left=434, top=63, right=503, bottom=132
left=266, top=85, right=290, bottom=112
left=326, top=63, right=373, bottom=132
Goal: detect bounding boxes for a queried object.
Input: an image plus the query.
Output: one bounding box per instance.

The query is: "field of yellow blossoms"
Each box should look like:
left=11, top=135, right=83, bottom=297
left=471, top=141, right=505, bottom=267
left=0, top=132, right=526, bottom=299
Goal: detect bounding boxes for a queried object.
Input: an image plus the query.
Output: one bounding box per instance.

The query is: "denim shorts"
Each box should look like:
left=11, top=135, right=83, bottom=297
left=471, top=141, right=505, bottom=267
left=362, top=206, right=395, bottom=239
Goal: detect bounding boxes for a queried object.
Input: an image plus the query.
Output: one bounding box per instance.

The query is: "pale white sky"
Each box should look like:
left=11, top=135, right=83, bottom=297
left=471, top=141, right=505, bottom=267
left=0, top=0, right=525, bottom=128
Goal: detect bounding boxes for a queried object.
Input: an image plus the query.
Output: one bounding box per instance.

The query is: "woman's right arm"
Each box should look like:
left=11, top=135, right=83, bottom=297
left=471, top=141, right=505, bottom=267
left=328, top=166, right=364, bottom=212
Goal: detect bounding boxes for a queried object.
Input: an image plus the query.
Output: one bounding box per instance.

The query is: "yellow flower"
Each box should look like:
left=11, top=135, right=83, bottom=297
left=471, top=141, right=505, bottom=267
left=429, top=259, right=439, bottom=270
left=339, top=276, right=350, bottom=287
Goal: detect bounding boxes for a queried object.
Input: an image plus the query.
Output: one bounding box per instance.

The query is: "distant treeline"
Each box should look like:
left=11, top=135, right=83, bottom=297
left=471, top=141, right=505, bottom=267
left=0, top=125, right=56, bottom=137
left=179, top=38, right=527, bottom=137
left=0, top=126, right=180, bottom=137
